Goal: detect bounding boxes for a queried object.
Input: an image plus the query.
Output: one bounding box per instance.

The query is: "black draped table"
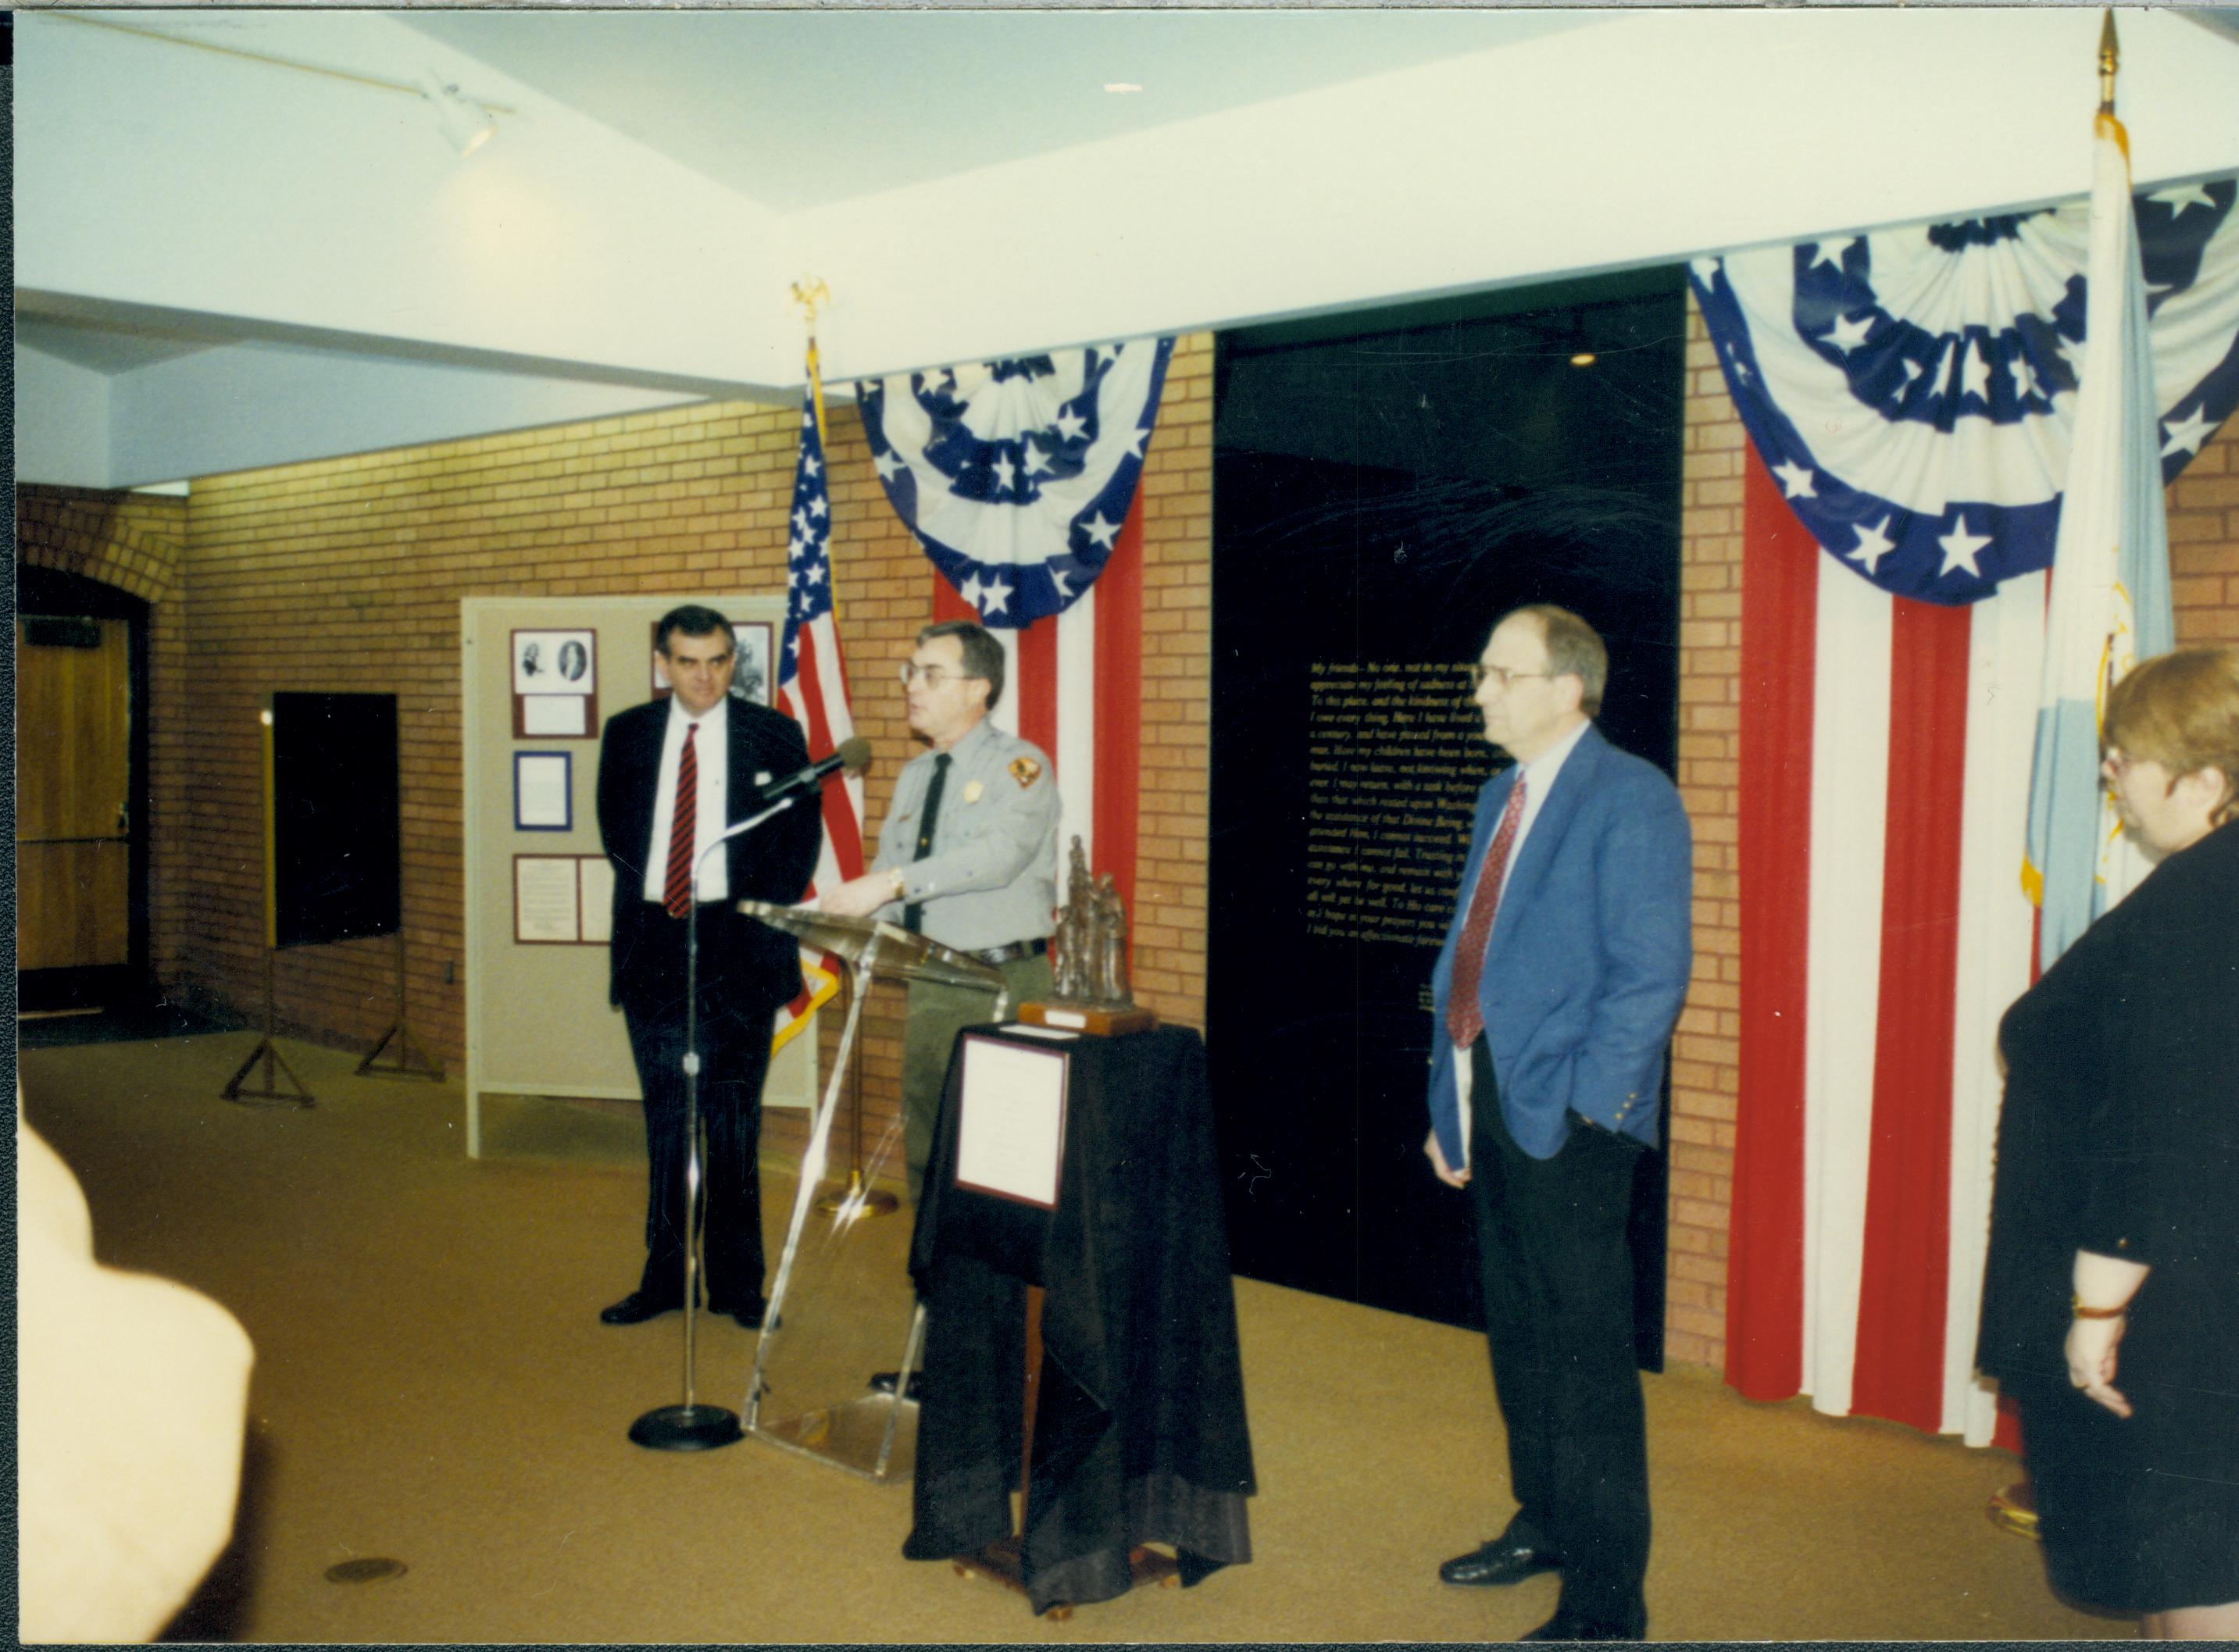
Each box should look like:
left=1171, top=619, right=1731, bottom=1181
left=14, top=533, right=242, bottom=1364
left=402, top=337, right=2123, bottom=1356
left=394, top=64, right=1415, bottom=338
left=902, top=1023, right=1255, bottom=1613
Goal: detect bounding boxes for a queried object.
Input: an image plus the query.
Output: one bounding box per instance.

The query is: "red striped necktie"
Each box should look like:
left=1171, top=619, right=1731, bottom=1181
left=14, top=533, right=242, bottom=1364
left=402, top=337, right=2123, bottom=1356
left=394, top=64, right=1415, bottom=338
left=662, top=723, right=699, bottom=918
left=1444, top=775, right=1527, bottom=1050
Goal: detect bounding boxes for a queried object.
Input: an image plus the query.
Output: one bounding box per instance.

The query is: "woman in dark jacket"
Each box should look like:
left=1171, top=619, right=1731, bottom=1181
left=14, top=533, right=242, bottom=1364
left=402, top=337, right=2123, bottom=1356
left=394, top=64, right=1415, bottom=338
left=1979, top=645, right=2239, bottom=1639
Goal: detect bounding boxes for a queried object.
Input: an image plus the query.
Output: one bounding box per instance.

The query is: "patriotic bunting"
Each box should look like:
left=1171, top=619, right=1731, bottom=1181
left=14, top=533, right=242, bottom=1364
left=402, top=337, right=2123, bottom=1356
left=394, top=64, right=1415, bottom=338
left=1723, top=167, right=2230, bottom=1443
left=1690, top=178, right=2239, bottom=605
left=856, top=340, right=1173, bottom=628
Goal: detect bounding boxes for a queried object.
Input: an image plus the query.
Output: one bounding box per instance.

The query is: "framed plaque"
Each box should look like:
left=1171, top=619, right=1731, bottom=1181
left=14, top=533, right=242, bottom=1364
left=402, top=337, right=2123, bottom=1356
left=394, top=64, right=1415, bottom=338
left=955, top=1033, right=1070, bottom=1210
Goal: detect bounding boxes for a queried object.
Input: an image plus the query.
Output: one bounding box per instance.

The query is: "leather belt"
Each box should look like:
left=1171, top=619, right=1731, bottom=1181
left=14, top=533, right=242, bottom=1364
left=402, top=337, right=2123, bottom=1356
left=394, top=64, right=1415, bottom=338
left=963, top=937, right=1048, bottom=967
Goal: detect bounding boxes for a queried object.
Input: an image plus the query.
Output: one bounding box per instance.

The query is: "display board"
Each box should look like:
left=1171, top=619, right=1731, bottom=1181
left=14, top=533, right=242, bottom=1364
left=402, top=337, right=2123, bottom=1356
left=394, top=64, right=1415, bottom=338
left=460, top=594, right=814, bottom=1156
left=269, top=691, right=402, bottom=949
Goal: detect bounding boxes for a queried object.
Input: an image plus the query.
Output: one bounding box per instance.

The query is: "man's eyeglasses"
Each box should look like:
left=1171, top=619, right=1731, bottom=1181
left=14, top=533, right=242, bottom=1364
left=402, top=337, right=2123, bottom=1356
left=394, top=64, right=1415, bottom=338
left=898, top=663, right=982, bottom=687
left=1471, top=664, right=1554, bottom=691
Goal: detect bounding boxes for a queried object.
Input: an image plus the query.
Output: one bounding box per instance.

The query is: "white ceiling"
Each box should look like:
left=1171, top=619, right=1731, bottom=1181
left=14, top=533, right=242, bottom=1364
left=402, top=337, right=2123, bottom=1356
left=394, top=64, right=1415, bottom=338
left=398, top=9, right=1606, bottom=213
left=16, top=5, right=2239, bottom=490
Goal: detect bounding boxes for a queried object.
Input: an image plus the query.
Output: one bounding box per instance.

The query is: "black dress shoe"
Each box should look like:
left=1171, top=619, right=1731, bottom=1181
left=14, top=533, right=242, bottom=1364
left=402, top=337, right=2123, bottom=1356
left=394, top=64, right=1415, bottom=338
left=868, top=1370, right=925, bottom=1402
left=712, top=1301, right=767, bottom=1330
left=598, top=1291, right=681, bottom=1326
left=1519, top=1602, right=1647, bottom=1642
left=1439, top=1531, right=1564, bottom=1587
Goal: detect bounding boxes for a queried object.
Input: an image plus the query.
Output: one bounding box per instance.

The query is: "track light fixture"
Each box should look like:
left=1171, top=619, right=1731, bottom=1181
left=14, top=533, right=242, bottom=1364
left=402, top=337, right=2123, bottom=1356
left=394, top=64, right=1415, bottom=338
left=50, top=19, right=511, bottom=161
left=417, top=71, right=498, bottom=158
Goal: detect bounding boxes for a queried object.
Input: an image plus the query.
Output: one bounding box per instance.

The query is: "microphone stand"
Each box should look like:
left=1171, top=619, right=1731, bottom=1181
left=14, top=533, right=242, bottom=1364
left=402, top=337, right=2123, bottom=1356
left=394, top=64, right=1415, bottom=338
left=628, top=792, right=798, bottom=1453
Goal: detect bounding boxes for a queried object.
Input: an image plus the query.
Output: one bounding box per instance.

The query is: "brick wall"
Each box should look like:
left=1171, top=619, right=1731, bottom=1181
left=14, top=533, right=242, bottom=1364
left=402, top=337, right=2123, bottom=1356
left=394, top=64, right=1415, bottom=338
left=20, top=319, right=2238, bottom=1372
left=2170, top=411, right=2239, bottom=644
left=1663, top=300, right=1746, bottom=1369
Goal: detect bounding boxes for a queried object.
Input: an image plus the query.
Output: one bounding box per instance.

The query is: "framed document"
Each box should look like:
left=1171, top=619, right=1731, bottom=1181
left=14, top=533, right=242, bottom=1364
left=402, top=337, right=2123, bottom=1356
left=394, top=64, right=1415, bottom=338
left=513, top=752, right=572, bottom=831
left=513, top=855, right=582, bottom=944
left=578, top=856, right=614, bottom=945
left=955, top=1034, right=1070, bottom=1209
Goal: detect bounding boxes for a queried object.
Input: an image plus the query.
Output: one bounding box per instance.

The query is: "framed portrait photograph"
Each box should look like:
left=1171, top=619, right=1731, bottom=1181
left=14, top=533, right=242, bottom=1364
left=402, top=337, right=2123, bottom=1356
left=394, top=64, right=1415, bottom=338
left=510, top=627, right=598, bottom=738
left=512, top=627, right=595, bottom=696
left=729, top=620, right=774, bottom=708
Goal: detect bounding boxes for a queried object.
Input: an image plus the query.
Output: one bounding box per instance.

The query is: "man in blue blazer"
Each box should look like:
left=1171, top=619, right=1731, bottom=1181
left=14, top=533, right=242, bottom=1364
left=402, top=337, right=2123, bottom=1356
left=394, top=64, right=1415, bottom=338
left=1424, top=604, right=1692, bottom=1643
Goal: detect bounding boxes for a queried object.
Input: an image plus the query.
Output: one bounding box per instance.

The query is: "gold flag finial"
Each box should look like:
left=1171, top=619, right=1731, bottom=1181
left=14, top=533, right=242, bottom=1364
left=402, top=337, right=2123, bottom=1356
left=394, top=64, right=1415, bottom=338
left=791, top=278, right=833, bottom=443
left=2098, top=9, right=2119, bottom=116
left=790, top=277, right=830, bottom=331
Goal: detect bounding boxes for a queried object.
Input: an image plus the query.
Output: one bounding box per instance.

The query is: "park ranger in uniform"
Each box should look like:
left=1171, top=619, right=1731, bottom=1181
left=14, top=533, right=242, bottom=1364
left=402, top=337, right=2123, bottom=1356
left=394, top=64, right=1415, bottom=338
left=820, top=618, right=1060, bottom=1202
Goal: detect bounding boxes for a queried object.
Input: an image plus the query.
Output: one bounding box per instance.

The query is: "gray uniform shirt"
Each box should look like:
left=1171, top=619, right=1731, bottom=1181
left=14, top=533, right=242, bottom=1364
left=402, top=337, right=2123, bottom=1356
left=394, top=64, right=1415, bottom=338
left=868, top=716, right=1060, bottom=951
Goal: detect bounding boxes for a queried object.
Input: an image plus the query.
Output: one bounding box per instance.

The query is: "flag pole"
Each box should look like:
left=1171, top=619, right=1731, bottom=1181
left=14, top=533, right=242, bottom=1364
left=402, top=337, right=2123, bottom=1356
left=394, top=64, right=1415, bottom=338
left=789, top=276, right=897, bottom=1222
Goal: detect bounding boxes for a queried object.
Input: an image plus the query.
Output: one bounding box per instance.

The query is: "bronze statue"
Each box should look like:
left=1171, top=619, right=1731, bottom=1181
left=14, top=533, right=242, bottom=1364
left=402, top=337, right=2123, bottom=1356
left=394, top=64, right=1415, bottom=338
left=1028, top=835, right=1152, bottom=1033
left=1092, top=873, right=1129, bottom=1005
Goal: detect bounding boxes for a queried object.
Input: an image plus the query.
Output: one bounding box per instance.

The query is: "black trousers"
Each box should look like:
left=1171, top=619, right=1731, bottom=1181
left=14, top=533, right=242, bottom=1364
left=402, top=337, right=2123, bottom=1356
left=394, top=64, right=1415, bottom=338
left=1468, top=1038, right=1650, bottom=1625
left=621, top=974, right=773, bottom=1314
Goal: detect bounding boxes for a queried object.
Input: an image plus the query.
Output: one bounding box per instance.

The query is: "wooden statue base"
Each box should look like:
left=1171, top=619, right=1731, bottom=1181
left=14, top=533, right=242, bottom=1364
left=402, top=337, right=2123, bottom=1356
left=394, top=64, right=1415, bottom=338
left=951, top=1535, right=1181, bottom=1618
left=1016, top=1001, right=1158, bottom=1037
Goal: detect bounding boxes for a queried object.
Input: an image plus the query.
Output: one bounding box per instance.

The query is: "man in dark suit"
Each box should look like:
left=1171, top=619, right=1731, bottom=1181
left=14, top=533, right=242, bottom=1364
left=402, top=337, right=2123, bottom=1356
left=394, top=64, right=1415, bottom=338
left=595, top=605, right=823, bottom=1329
left=1423, top=604, right=1692, bottom=1643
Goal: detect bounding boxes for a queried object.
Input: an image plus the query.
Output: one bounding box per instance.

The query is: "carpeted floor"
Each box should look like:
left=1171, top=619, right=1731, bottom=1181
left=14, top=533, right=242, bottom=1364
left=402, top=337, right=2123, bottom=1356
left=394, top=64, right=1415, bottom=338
left=17, top=1030, right=2127, bottom=1643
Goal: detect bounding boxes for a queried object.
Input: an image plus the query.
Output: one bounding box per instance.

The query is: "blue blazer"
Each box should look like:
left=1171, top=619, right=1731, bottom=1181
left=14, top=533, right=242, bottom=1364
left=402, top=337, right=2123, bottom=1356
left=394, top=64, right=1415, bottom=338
left=1425, top=723, right=1693, bottom=1166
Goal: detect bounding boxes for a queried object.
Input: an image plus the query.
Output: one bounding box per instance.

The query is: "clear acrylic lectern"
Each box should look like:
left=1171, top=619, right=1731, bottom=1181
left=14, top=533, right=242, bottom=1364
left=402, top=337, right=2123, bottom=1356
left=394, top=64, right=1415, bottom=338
left=733, top=901, right=1009, bottom=1481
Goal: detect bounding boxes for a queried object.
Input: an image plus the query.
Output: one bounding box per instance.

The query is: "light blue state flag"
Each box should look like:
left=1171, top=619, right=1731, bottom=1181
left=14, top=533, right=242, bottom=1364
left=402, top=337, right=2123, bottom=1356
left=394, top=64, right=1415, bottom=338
left=2023, top=109, right=2176, bottom=972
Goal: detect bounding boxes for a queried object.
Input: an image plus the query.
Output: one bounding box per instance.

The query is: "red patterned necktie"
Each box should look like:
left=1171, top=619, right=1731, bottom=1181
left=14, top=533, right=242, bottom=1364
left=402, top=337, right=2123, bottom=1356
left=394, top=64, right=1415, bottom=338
left=662, top=723, right=699, bottom=918
left=1444, top=775, right=1527, bottom=1050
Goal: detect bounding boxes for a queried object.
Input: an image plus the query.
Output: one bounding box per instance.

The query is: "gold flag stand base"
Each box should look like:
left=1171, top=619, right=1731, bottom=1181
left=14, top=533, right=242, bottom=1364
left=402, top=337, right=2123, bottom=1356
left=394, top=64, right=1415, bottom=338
left=813, top=1169, right=900, bottom=1218
left=1987, top=1479, right=2039, bottom=1540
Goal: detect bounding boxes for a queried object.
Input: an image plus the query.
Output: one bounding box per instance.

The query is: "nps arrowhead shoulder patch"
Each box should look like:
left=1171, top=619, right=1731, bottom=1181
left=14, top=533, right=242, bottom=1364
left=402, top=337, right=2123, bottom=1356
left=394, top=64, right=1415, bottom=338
left=1009, top=755, right=1042, bottom=789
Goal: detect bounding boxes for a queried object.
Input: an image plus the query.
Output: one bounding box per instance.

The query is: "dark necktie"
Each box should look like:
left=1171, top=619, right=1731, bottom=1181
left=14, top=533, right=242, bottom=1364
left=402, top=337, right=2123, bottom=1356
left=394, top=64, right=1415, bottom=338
left=1444, top=774, right=1527, bottom=1050
left=902, top=752, right=951, bottom=933
left=662, top=723, right=699, bottom=919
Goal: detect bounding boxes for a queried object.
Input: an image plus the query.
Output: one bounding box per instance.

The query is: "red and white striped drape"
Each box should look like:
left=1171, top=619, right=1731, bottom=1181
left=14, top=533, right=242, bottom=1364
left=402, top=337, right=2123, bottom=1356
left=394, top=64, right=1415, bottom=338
left=928, top=493, right=1147, bottom=922
left=1732, top=449, right=2042, bottom=1447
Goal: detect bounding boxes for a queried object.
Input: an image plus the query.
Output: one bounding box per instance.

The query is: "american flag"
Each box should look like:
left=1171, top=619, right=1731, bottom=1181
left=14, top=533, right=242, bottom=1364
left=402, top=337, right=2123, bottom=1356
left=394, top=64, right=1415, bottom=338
left=771, top=375, right=866, bottom=1049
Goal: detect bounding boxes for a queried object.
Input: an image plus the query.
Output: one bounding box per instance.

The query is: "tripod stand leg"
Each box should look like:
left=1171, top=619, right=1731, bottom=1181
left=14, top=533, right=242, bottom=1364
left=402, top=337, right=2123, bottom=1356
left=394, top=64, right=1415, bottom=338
left=221, top=1040, right=315, bottom=1107
left=223, top=947, right=315, bottom=1106
left=355, top=932, right=444, bottom=1079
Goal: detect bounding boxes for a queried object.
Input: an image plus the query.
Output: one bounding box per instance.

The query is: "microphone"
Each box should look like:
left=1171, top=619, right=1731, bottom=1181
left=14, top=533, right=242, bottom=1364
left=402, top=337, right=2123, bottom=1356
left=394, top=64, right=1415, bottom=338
left=757, top=736, right=871, bottom=803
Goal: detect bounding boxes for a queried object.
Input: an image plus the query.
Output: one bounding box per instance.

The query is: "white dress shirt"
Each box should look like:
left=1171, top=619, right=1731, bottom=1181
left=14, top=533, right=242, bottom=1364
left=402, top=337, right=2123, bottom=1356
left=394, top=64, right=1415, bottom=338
left=641, top=694, right=731, bottom=904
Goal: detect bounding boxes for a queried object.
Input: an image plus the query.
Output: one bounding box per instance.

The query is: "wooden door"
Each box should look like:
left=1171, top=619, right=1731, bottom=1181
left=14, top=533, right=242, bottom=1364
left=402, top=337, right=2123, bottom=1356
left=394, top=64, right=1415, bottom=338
left=16, top=616, right=134, bottom=975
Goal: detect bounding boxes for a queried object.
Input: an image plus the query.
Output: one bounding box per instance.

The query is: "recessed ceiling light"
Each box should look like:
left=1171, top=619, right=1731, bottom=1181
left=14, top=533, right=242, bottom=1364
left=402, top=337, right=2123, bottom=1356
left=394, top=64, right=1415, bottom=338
left=1104, top=82, right=1144, bottom=95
